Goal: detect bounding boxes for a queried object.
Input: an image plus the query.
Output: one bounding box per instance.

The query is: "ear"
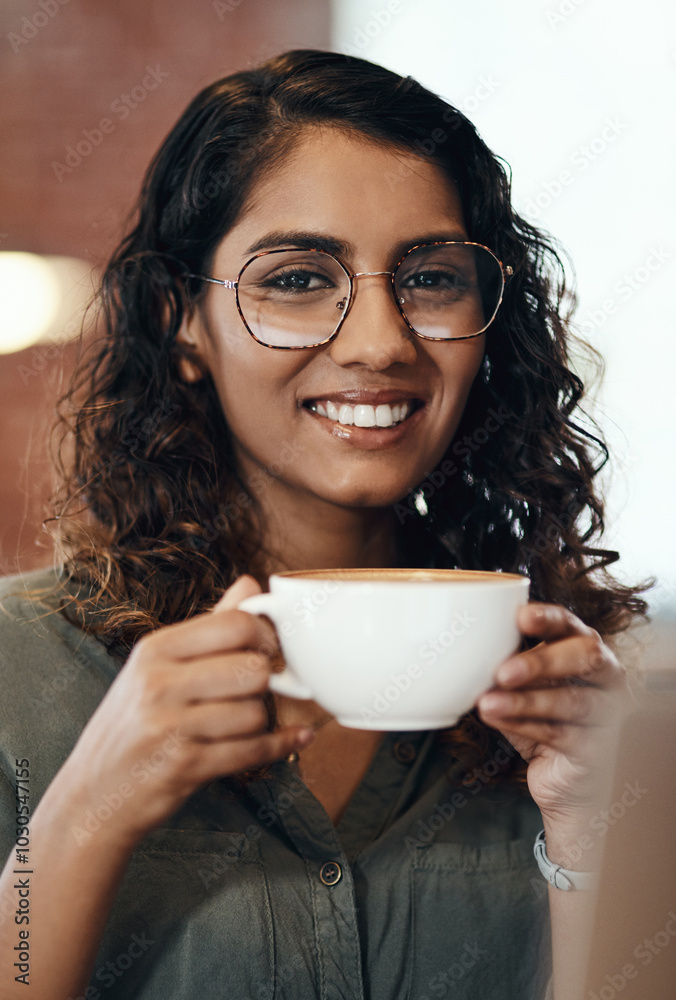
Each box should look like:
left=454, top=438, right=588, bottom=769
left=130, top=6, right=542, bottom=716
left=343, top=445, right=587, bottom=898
left=173, top=309, right=208, bottom=384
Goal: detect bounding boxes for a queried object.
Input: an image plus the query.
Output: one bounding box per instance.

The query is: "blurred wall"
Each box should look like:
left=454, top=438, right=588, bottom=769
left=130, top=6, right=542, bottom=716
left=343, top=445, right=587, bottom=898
left=0, top=0, right=331, bottom=576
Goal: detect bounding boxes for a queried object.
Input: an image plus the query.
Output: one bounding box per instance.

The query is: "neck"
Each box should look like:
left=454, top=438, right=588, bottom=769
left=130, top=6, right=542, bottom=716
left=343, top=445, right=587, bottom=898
left=243, top=476, right=403, bottom=581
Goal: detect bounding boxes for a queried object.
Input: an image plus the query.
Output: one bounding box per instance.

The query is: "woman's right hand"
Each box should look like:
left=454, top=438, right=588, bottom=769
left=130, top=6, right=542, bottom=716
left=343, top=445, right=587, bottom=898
left=49, top=574, right=313, bottom=848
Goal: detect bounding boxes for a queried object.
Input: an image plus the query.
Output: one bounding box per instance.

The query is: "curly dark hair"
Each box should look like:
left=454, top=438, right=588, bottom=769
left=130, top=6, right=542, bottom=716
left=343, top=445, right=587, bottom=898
left=46, top=49, right=647, bottom=789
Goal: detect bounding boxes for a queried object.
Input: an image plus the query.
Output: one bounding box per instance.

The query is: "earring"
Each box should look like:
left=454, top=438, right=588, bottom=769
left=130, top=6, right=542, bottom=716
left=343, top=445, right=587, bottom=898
left=412, top=488, right=428, bottom=516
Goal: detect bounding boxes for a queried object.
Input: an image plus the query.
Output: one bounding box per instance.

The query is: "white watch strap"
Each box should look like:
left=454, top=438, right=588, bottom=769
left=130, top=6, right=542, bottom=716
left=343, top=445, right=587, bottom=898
left=533, top=829, right=598, bottom=891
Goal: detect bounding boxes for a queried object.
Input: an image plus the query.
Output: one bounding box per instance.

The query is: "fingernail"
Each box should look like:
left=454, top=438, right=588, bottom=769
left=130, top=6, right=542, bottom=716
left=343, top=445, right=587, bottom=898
left=478, top=692, right=511, bottom=714
left=296, top=728, right=315, bottom=746
left=496, top=659, right=529, bottom=686
left=533, top=606, right=556, bottom=621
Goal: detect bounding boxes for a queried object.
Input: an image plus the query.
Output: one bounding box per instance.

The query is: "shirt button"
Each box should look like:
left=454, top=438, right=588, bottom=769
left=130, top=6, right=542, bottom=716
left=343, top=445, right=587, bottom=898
left=319, top=861, right=342, bottom=886
left=393, top=739, right=417, bottom=764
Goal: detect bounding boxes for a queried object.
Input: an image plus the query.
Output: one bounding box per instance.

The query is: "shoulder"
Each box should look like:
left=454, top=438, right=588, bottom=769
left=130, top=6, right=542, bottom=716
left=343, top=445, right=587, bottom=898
left=0, top=566, right=124, bottom=799
left=0, top=563, right=122, bottom=680
left=0, top=564, right=68, bottom=631
left=0, top=566, right=115, bottom=670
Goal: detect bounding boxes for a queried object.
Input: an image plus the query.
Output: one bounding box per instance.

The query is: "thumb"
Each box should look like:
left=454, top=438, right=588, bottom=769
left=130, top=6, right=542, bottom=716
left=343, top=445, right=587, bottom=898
left=212, top=574, right=263, bottom=613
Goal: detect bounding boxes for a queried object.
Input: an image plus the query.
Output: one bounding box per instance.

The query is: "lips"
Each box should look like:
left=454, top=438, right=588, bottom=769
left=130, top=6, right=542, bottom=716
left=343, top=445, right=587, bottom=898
left=302, top=389, right=427, bottom=407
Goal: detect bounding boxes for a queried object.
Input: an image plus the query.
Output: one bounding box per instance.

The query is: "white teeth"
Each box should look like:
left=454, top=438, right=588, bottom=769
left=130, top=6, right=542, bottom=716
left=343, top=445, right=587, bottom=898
left=308, top=399, right=416, bottom=428
left=375, top=404, right=393, bottom=427
left=354, top=404, right=377, bottom=427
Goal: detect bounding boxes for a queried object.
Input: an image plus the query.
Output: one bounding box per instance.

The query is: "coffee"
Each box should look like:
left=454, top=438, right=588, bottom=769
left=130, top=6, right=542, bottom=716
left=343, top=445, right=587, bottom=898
left=276, top=568, right=524, bottom=583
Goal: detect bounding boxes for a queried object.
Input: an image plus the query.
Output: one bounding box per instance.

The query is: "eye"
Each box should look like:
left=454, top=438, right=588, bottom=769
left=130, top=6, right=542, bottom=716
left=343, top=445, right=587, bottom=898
left=260, top=267, right=336, bottom=293
left=401, top=267, right=468, bottom=292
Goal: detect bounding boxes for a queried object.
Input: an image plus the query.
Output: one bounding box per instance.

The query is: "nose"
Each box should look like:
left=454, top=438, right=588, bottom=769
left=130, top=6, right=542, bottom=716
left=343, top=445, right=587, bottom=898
left=327, top=273, right=418, bottom=370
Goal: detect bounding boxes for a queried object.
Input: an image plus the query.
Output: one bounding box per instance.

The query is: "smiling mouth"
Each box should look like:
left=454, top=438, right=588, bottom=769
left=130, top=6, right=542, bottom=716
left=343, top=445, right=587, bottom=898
left=303, top=398, right=424, bottom=429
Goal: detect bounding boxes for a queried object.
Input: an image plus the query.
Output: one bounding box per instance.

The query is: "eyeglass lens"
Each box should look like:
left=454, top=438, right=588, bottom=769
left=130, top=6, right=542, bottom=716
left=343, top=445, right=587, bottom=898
left=237, top=244, right=504, bottom=348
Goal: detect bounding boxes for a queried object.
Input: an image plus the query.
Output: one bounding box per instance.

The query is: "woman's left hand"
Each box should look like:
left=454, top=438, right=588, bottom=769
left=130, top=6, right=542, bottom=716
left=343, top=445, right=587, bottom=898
left=476, top=602, right=633, bottom=835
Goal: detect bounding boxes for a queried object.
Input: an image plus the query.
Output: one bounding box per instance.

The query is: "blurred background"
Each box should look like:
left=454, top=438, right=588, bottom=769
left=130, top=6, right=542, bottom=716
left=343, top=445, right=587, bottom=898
left=1, top=0, right=674, bottom=666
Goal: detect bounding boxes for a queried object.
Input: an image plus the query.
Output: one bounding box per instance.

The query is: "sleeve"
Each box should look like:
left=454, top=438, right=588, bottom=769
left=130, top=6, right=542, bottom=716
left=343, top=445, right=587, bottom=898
left=0, top=766, right=18, bottom=928
left=0, top=763, right=15, bottom=846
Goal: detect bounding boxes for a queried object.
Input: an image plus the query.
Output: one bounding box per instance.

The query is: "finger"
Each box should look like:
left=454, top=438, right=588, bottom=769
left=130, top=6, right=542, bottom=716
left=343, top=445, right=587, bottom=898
left=212, top=574, right=262, bottom=612
left=186, top=727, right=316, bottom=784
left=477, top=685, right=613, bottom=729
left=517, top=603, right=595, bottom=643
left=139, top=607, right=280, bottom=662
left=163, top=651, right=274, bottom=703
left=494, top=633, right=622, bottom=689
left=179, top=696, right=270, bottom=741
left=475, top=715, right=594, bottom=759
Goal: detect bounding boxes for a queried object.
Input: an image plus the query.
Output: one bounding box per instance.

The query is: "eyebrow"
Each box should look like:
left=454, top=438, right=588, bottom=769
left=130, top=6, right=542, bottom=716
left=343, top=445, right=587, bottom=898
left=244, top=231, right=353, bottom=257
left=243, top=229, right=471, bottom=263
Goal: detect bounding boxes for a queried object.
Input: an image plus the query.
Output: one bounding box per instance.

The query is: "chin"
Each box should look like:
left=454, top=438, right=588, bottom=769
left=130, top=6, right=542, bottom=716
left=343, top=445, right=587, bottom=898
left=314, top=481, right=413, bottom=510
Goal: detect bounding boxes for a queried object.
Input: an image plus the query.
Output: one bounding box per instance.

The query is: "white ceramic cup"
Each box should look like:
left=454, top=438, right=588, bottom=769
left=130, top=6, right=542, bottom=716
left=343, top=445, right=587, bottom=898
left=238, top=568, right=529, bottom=731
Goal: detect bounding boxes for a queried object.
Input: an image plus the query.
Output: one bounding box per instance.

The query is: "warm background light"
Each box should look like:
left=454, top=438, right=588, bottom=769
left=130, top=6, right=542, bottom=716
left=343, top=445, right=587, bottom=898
left=0, top=252, right=60, bottom=354
left=0, top=252, right=93, bottom=355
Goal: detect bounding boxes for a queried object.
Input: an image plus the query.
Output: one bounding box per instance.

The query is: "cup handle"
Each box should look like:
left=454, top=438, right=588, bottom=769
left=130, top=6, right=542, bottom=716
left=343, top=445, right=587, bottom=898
left=237, top=593, right=313, bottom=700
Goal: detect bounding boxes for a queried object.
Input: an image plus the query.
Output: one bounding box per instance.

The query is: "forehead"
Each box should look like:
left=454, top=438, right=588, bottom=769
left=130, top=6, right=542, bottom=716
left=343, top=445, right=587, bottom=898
left=218, top=127, right=467, bottom=264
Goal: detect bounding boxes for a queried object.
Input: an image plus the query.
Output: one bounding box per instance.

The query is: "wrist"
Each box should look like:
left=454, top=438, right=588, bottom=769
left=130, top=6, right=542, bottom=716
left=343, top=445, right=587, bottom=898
left=33, top=777, right=144, bottom=858
left=534, top=830, right=599, bottom=891
left=539, top=810, right=601, bottom=872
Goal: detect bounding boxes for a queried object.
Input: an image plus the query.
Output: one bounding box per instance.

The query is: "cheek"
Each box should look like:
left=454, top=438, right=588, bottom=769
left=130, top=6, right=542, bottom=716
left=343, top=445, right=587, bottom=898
left=437, top=340, right=485, bottom=409
left=207, top=337, right=307, bottom=437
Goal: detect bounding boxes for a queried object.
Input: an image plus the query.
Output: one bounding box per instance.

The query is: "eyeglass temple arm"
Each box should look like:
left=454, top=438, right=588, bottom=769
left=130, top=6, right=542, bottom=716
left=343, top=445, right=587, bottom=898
left=186, top=274, right=237, bottom=289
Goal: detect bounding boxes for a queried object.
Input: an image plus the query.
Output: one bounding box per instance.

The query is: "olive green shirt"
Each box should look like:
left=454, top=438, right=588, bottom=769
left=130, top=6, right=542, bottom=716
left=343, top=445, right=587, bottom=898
left=0, top=569, right=552, bottom=998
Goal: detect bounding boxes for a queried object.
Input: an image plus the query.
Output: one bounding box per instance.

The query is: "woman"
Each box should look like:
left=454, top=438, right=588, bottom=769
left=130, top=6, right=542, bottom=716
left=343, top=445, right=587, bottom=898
left=0, top=50, right=644, bottom=999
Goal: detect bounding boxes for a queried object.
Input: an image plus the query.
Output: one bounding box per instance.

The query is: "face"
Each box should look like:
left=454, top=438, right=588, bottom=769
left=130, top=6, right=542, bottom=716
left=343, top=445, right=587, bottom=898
left=177, top=129, right=485, bottom=514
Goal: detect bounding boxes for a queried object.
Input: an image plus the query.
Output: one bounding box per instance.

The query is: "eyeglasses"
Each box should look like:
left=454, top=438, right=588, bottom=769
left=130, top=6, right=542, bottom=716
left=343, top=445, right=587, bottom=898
left=188, top=241, right=512, bottom=350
